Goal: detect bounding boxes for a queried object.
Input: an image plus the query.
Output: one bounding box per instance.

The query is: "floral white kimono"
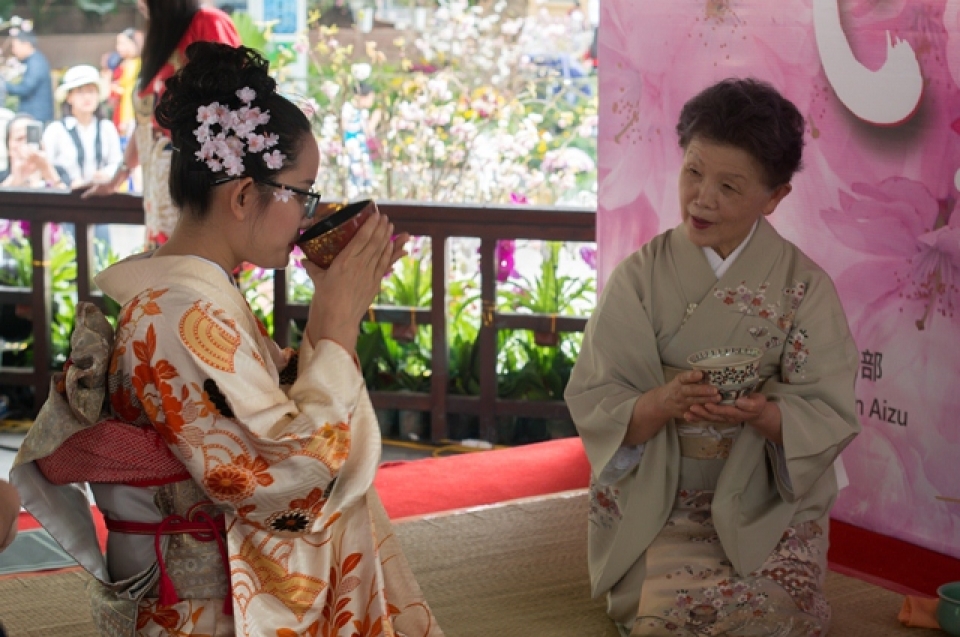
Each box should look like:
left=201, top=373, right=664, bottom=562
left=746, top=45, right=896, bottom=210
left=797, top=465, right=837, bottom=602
left=565, top=218, right=860, bottom=636
left=13, top=253, right=442, bottom=637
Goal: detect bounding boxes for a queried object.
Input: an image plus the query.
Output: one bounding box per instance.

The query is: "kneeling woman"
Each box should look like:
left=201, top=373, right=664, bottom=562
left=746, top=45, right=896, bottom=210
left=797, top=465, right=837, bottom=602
left=14, top=43, right=442, bottom=637
left=565, top=78, right=859, bottom=637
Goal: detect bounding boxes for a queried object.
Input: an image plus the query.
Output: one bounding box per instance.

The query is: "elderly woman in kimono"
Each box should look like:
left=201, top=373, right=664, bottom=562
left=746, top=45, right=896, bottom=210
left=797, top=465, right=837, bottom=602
left=12, top=43, right=442, bottom=637
left=565, top=77, right=860, bottom=637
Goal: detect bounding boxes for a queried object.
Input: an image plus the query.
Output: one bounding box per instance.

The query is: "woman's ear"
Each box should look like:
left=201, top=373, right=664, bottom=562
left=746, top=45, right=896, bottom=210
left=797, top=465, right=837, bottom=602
left=762, top=183, right=792, bottom=216
left=226, top=177, right=257, bottom=221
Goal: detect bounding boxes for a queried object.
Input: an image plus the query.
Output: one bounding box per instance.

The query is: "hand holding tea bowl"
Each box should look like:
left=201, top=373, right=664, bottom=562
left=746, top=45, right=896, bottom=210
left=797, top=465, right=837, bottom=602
left=687, top=346, right=763, bottom=405
left=297, top=199, right=378, bottom=269
left=297, top=202, right=408, bottom=350
left=939, top=581, right=960, bottom=636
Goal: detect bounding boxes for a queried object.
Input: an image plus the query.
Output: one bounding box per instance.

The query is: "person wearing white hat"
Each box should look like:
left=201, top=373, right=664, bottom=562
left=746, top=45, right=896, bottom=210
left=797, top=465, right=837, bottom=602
left=42, top=64, right=123, bottom=189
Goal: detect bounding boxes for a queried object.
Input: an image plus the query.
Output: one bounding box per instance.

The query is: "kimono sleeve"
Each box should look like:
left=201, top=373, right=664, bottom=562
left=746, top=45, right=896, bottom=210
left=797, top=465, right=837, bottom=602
left=763, top=269, right=860, bottom=502
left=564, top=250, right=667, bottom=475
left=116, top=293, right=365, bottom=534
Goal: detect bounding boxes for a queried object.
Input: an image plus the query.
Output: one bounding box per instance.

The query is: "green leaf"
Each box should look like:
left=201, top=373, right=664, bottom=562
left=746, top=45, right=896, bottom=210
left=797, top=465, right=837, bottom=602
left=231, top=11, right=271, bottom=58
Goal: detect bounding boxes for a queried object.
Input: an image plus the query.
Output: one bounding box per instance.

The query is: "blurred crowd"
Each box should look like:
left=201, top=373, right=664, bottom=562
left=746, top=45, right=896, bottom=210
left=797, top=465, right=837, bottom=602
left=0, top=24, right=143, bottom=193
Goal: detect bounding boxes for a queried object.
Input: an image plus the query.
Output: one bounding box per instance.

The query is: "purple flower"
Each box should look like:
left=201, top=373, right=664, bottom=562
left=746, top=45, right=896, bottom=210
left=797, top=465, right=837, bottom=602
left=510, top=192, right=529, bottom=205
left=496, top=240, right=518, bottom=283
left=13, top=221, right=61, bottom=246
left=0, top=220, right=16, bottom=240
left=579, top=245, right=597, bottom=270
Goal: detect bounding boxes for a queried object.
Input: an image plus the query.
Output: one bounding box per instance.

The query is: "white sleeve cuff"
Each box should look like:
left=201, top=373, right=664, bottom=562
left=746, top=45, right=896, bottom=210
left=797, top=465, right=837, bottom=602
left=597, top=444, right=645, bottom=486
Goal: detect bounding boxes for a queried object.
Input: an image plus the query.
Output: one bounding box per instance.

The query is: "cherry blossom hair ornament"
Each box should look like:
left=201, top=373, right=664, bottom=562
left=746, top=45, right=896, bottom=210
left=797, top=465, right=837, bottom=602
left=193, top=87, right=285, bottom=176
left=154, top=42, right=313, bottom=216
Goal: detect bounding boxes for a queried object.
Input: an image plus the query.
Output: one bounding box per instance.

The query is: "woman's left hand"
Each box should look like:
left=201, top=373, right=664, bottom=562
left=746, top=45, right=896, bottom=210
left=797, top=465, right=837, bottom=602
left=687, top=392, right=783, bottom=444
left=302, top=211, right=409, bottom=348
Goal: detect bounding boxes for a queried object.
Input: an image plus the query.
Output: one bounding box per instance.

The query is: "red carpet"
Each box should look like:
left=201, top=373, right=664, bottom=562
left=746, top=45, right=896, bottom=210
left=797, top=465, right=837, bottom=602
left=16, top=437, right=960, bottom=596
left=373, top=438, right=592, bottom=519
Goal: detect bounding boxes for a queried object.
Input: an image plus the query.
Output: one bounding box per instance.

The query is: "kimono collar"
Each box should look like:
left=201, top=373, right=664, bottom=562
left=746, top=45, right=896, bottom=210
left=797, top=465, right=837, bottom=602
left=702, top=219, right=760, bottom=278
left=95, top=251, right=243, bottom=307
left=668, top=217, right=783, bottom=309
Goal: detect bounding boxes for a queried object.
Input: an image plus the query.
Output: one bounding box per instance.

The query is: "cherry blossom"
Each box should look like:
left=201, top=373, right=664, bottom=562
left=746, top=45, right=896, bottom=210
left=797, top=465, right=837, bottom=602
left=193, top=90, right=281, bottom=177
left=822, top=176, right=960, bottom=555
left=273, top=188, right=294, bottom=203
left=236, top=87, right=256, bottom=104
left=263, top=150, right=285, bottom=170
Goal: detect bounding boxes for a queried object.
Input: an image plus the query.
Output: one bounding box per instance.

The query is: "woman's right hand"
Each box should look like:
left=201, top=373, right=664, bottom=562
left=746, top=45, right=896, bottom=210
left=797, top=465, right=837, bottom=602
left=624, top=371, right=721, bottom=445
left=656, top=370, right=721, bottom=422
left=302, top=210, right=407, bottom=348
left=81, top=181, right=118, bottom=198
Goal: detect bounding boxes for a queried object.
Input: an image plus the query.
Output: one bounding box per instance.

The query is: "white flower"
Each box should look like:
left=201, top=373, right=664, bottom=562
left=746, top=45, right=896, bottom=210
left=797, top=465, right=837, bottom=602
left=321, top=81, right=340, bottom=100
left=300, top=99, right=319, bottom=118
left=351, top=63, right=372, bottom=81
left=223, top=154, right=245, bottom=177
left=247, top=134, right=266, bottom=153
left=197, top=103, right=220, bottom=125
left=273, top=188, right=294, bottom=203
left=263, top=150, right=285, bottom=170
left=236, top=87, right=256, bottom=104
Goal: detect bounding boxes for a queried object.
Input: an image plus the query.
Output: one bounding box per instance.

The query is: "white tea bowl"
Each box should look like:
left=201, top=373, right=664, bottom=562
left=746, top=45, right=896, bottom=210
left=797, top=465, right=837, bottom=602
left=687, top=346, right=763, bottom=405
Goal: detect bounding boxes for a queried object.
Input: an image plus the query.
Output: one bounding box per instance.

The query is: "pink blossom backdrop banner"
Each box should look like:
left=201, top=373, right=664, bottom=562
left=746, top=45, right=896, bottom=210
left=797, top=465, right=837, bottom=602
left=597, top=0, right=960, bottom=559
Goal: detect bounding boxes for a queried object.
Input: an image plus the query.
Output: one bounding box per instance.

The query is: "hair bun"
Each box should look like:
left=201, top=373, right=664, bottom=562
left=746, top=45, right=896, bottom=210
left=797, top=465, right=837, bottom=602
left=155, top=43, right=276, bottom=142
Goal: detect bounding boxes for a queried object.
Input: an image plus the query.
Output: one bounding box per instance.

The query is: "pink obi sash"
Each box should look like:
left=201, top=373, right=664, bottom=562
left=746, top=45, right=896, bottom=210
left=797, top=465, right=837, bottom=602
left=35, top=419, right=190, bottom=487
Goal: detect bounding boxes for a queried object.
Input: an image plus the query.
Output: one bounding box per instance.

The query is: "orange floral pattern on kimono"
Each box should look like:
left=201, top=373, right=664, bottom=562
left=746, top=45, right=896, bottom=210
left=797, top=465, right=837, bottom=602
left=97, top=253, right=441, bottom=637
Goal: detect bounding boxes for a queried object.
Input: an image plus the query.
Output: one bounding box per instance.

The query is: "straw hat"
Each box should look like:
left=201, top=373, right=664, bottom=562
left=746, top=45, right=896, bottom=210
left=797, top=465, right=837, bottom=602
left=55, top=65, right=108, bottom=103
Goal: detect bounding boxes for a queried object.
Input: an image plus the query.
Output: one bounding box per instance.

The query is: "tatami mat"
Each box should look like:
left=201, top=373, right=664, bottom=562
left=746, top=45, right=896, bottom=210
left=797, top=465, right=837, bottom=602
left=0, top=490, right=941, bottom=636
left=0, top=570, right=98, bottom=637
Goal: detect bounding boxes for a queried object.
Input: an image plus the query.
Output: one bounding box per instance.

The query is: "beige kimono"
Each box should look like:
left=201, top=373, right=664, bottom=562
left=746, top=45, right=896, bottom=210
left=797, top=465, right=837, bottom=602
left=565, top=219, right=859, bottom=636
left=13, top=254, right=442, bottom=637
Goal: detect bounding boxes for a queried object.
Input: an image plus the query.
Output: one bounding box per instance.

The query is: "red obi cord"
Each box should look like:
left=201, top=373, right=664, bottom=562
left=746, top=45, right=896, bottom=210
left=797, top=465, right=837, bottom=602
left=106, top=503, right=232, bottom=616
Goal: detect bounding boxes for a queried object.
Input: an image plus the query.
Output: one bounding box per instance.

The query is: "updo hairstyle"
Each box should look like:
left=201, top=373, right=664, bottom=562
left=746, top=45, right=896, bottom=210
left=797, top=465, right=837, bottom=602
left=675, top=77, right=805, bottom=189
left=154, top=42, right=312, bottom=218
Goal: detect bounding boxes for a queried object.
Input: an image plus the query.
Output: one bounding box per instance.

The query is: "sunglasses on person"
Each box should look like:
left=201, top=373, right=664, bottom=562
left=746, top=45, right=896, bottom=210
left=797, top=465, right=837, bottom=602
left=213, top=177, right=322, bottom=220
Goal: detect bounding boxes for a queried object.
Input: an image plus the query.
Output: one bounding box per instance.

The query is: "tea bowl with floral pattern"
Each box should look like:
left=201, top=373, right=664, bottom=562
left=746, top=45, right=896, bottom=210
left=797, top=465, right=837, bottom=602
left=297, top=199, right=375, bottom=269
left=687, top=346, right=763, bottom=405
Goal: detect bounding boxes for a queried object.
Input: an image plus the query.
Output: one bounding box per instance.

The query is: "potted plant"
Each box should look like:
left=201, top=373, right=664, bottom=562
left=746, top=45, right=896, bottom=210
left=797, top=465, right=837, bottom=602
left=0, top=221, right=80, bottom=368
left=378, top=236, right=431, bottom=343
left=499, top=240, right=595, bottom=346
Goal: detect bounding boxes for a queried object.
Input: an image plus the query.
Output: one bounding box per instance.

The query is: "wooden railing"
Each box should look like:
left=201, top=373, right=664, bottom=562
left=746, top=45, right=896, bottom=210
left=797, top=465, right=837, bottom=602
left=0, top=190, right=596, bottom=442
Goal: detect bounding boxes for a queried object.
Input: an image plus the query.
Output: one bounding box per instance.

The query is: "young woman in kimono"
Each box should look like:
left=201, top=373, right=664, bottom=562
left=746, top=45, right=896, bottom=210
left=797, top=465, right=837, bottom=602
left=13, top=43, right=443, bottom=637
left=564, top=78, right=860, bottom=636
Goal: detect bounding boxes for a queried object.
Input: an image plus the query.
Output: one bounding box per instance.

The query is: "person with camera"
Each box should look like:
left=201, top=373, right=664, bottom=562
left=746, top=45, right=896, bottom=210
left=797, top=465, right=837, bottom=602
left=0, top=114, right=66, bottom=189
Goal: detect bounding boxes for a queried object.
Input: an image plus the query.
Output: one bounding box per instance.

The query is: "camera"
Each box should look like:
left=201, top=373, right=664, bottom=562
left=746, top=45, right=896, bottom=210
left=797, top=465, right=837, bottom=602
left=24, top=121, right=41, bottom=148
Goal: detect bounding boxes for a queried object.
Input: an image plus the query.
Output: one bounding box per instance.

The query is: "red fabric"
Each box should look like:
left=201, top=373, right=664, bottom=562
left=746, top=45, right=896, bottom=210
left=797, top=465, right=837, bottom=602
left=828, top=518, right=960, bottom=596
left=18, top=508, right=107, bottom=552
left=35, top=419, right=190, bottom=487
left=374, top=438, right=591, bottom=520
left=139, top=6, right=242, bottom=127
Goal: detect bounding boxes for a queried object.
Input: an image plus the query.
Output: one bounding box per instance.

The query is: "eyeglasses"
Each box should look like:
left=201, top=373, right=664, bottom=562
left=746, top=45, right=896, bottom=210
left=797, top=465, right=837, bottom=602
left=213, top=177, right=322, bottom=220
